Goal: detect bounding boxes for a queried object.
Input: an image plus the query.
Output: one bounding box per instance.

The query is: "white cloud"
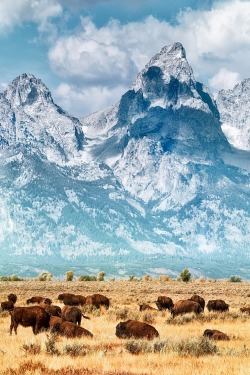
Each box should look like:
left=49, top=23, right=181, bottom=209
left=53, top=82, right=127, bottom=117
left=0, top=0, right=62, bottom=33
left=47, top=0, right=250, bottom=115
left=209, top=68, right=240, bottom=91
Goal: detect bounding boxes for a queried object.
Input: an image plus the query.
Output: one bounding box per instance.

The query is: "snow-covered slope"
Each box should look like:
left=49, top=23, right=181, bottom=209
left=0, top=44, right=250, bottom=279
left=217, top=79, right=250, bottom=151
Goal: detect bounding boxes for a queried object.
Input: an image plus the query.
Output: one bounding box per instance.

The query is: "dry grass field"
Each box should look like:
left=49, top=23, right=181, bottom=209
left=0, top=279, right=249, bottom=375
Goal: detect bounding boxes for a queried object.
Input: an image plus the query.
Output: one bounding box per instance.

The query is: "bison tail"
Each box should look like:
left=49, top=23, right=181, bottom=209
left=82, top=314, right=90, bottom=320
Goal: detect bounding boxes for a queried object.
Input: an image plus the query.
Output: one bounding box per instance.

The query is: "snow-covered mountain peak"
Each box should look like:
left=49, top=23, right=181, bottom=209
left=0, top=73, right=85, bottom=165
left=5, top=73, right=53, bottom=108
left=133, top=42, right=194, bottom=93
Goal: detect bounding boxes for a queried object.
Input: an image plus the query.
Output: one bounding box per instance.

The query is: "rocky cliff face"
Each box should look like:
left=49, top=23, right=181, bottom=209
left=0, top=44, right=249, bottom=279
left=0, top=73, right=84, bottom=164
left=217, top=79, right=250, bottom=151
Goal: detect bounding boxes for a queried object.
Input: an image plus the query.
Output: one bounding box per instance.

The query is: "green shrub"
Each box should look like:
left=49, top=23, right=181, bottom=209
left=44, top=334, right=60, bottom=355
left=180, top=269, right=191, bottom=282
left=22, top=342, right=41, bottom=355
left=65, top=271, right=74, bottom=281
left=63, top=343, right=87, bottom=356
left=125, top=340, right=151, bottom=355
left=38, top=272, right=53, bottom=281
left=97, top=271, right=106, bottom=281
left=228, top=276, right=242, bottom=282
left=0, top=275, right=24, bottom=281
left=77, top=275, right=97, bottom=281
left=174, top=336, right=218, bottom=357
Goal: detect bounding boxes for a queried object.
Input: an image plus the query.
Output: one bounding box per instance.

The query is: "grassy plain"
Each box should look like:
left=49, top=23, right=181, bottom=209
left=0, top=279, right=249, bottom=375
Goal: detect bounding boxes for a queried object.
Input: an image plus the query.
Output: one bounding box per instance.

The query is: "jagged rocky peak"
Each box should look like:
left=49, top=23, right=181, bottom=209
left=217, top=78, right=250, bottom=151
left=0, top=73, right=85, bottom=164
left=133, top=42, right=194, bottom=91
left=5, top=73, right=53, bottom=107
left=131, top=42, right=218, bottom=117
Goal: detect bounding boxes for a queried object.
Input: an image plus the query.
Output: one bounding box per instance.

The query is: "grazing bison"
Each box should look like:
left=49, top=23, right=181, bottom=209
left=60, top=294, right=86, bottom=306
left=203, top=329, right=229, bottom=340
left=26, top=296, right=51, bottom=305
left=190, top=294, right=205, bottom=311
left=207, top=300, right=229, bottom=312
left=155, top=296, right=174, bottom=311
left=10, top=306, right=50, bottom=335
left=139, top=304, right=158, bottom=311
left=8, top=294, right=17, bottom=304
left=171, top=300, right=202, bottom=318
left=1, top=301, right=14, bottom=311
left=240, top=307, right=250, bottom=315
left=116, top=320, right=159, bottom=340
left=40, top=302, right=61, bottom=317
left=61, top=306, right=89, bottom=326
left=51, top=321, right=93, bottom=338
left=85, top=294, right=110, bottom=310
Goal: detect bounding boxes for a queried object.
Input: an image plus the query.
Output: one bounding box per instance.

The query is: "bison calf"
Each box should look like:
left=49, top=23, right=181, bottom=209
left=203, top=329, right=229, bottom=340
left=51, top=321, right=93, bottom=338
left=10, top=306, right=50, bottom=335
left=116, top=320, right=159, bottom=340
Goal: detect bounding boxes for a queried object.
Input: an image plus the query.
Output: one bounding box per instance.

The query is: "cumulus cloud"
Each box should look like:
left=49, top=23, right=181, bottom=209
left=0, top=0, right=62, bottom=32
left=209, top=68, right=240, bottom=91
left=53, top=82, right=127, bottom=117
left=48, top=1, right=250, bottom=115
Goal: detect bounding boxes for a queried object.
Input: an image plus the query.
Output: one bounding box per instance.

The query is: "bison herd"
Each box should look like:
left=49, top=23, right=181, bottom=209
left=0, top=292, right=249, bottom=341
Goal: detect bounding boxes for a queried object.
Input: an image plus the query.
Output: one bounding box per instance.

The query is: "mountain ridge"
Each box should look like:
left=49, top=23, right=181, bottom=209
left=0, top=42, right=249, bottom=279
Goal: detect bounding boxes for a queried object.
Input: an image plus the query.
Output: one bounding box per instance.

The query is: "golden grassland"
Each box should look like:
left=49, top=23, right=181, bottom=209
left=0, top=279, right=249, bottom=375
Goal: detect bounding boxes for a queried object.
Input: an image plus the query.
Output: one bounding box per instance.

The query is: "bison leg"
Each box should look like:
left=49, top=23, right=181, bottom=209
left=10, top=321, right=18, bottom=335
left=33, top=323, right=40, bottom=335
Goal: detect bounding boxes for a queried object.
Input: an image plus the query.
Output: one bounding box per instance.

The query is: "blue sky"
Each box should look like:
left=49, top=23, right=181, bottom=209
left=0, top=0, right=249, bottom=116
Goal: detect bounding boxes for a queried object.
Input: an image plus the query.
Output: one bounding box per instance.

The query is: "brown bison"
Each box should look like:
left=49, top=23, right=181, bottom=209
left=207, top=300, right=229, bottom=312
left=59, top=294, right=86, bottom=306
left=1, top=301, right=14, bottom=311
left=8, top=294, right=17, bottom=304
left=171, top=300, right=202, bottom=318
left=190, top=294, right=205, bottom=311
left=155, top=296, right=174, bottom=311
left=26, top=296, right=52, bottom=305
left=51, top=321, right=93, bottom=338
left=116, top=320, right=159, bottom=340
left=240, top=307, right=250, bottom=314
left=49, top=316, right=62, bottom=329
left=57, top=293, right=75, bottom=301
left=203, top=329, right=229, bottom=340
left=10, top=306, right=50, bottom=335
left=61, top=305, right=89, bottom=326
left=85, top=294, right=110, bottom=309
left=40, top=302, right=61, bottom=317
left=139, top=304, right=158, bottom=311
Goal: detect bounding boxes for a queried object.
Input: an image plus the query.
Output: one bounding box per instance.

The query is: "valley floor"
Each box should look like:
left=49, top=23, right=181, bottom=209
left=0, top=280, right=249, bottom=374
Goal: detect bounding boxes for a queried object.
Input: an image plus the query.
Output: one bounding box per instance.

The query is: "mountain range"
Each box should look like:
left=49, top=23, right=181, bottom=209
left=0, top=42, right=249, bottom=279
